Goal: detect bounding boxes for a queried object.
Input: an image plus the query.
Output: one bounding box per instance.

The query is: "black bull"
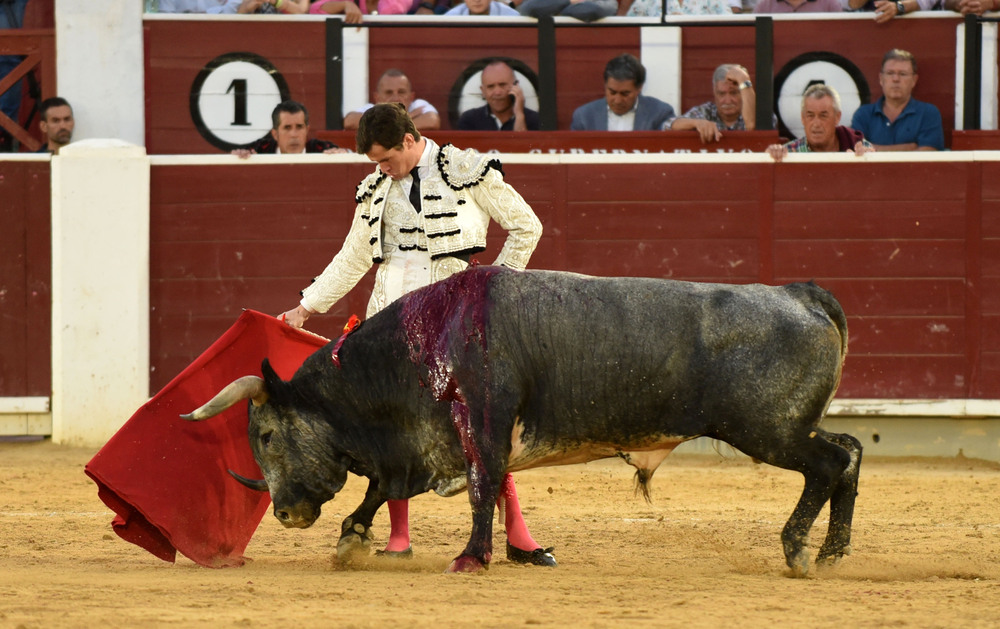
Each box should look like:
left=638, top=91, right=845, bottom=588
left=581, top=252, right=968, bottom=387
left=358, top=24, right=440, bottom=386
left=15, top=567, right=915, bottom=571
left=184, top=266, right=861, bottom=575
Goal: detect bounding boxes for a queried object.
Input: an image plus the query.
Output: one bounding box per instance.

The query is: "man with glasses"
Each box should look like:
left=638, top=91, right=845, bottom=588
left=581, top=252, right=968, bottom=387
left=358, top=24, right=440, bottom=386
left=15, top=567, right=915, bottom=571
left=850, top=49, right=944, bottom=151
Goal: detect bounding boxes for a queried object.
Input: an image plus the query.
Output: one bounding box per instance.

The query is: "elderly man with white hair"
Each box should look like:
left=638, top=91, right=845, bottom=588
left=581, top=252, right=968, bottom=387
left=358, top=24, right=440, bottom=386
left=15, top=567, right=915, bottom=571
left=665, top=64, right=778, bottom=144
left=767, top=84, right=875, bottom=162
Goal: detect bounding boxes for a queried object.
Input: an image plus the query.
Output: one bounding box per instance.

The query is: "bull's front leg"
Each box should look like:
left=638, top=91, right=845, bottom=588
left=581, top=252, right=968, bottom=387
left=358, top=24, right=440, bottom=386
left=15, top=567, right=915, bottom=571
left=447, top=399, right=503, bottom=573
left=448, top=475, right=501, bottom=573
left=336, top=478, right=386, bottom=564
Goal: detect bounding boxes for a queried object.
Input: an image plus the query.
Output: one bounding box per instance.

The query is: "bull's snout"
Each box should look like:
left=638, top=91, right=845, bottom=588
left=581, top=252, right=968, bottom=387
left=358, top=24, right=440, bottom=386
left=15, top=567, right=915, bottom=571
left=273, top=503, right=319, bottom=529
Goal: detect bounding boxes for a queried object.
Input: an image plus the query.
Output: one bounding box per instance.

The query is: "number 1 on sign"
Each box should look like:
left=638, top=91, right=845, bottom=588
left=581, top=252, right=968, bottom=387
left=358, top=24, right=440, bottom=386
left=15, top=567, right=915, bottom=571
left=226, top=79, right=250, bottom=126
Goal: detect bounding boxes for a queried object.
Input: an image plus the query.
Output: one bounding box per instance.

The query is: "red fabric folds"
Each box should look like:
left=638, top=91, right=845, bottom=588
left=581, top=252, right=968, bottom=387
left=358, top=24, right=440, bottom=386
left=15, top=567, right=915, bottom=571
left=85, top=310, right=328, bottom=568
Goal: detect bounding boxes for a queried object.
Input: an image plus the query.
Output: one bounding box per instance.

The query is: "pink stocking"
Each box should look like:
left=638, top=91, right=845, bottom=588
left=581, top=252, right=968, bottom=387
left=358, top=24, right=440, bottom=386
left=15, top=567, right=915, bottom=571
left=497, top=473, right=539, bottom=551
left=385, top=499, right=411, bottom=552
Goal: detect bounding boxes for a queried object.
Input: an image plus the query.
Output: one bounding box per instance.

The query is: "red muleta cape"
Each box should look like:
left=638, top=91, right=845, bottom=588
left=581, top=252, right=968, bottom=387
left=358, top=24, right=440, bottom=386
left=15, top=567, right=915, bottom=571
left=84, top=310, right=328, bottom=568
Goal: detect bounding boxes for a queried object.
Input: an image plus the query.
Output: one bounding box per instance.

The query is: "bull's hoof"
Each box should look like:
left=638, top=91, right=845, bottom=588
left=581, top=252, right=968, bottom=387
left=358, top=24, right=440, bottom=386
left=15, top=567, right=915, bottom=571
left=506, top=542, right=557, bottom=567
left=447, top=554, right=488, bottom=573
left=785, top=550, right=811, bottom=578
left=816, top=544, right=850, bottom=570
left=336, top=534, right=370, bottom=563
left=374, top=546, right=413, bottom=559
left=817, top=542, right=851, bottom=563
left=336, top=518, right=373, bottom=563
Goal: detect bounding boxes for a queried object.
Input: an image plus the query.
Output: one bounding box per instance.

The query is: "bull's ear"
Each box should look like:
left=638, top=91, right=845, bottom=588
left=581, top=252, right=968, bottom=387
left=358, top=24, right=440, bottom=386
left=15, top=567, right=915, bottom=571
left=259, top=358, right=285, bottom=407
left=261, top=358, right=280, bottom=385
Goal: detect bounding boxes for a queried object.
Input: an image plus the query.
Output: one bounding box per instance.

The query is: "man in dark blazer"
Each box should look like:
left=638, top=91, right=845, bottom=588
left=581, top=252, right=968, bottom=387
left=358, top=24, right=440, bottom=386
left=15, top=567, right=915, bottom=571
left=571, top=54, right=675, bottom=131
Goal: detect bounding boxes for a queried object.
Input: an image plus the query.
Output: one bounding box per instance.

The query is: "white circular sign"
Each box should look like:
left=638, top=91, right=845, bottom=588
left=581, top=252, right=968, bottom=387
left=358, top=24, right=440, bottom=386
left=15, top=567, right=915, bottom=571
left=190, top=53, right=290, bottom=150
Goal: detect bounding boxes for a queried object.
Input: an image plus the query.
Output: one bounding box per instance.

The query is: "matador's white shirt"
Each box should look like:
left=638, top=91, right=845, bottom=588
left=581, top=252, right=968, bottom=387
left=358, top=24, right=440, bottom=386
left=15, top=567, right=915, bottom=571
left=300, top=139, right=542, bottom=318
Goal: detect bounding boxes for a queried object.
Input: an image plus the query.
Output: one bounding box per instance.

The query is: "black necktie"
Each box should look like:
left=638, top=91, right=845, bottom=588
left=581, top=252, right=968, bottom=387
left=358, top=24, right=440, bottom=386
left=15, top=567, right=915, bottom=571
left=408, top=168, right=421, bottom=213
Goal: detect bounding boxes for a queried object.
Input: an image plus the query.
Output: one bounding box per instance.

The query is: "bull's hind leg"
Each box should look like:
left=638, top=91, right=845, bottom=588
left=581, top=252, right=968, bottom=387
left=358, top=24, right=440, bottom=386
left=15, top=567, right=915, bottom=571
left=815, top=430, right=862, bottom=567
left=776, top=432, right=854, bottom=577
left=731, top=427, right=854, bottom=577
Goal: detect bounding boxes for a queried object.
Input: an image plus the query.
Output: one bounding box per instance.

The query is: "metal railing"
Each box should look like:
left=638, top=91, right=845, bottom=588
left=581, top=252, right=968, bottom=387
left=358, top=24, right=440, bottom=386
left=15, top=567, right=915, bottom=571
left=961, top=12, right=999, bottom=131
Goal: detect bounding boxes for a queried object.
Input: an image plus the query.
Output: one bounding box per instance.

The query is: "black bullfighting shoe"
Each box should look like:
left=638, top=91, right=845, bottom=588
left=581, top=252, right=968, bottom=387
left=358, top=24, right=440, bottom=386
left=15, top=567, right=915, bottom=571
left=506, top=542, right=557, bottom=567
left=374, top=546, right=414, bottom=559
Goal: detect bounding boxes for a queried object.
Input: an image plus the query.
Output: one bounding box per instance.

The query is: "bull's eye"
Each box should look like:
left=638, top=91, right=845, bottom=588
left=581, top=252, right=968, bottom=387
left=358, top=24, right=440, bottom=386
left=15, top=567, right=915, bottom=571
left=261, top=431, right=273, bottom=448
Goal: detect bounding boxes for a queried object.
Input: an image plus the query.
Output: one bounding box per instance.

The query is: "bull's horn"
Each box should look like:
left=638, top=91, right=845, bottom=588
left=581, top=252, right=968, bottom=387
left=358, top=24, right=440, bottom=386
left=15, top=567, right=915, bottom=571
left=228, top=469, right=269, bottom=492
left=180, top=375, right=268, bottom=421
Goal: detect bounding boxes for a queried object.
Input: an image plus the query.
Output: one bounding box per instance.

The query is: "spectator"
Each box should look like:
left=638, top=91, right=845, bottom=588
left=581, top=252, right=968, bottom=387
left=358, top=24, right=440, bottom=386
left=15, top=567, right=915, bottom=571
left=767, top=84, right=874, bottom=162
left=571, top=54, right=675, bottom=132
left=845, top=0, right=942, bottom=22
left=343, top=69, right=440, bottom=131
left=0, top=0, right=28, bottom=152
left=446, top=0, right=520, bottom=14
left=457, top=60, right=540, bottom=131
left=622, top=0, right=730, bottom=17
left=850, top=49, right=943, bottom=151
left=159, top=0, right=297, bottom=12
left=37, top=97, right=74, bottom=155
left=666, top=64, right=777, bottom=144
left=944, top=0, right=999, bottom=14
left=244, top=0, right=312, bottom=12
left=310, top=0, right=412, bottom=18
left=310, top=0, right=365, bottom=22
left=518, top=0, right=616, bottom=22
left=753, top=0, right=841, bottom=13
left=232, top=100, right=348, bottom=157
left=278, top=102, right=552, bottom=567
left=409, top=0, right=454, bottom=13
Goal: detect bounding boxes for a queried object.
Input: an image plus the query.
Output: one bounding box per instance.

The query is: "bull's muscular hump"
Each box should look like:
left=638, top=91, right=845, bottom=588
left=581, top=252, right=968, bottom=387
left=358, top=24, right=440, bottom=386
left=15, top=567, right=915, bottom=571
left=187, top=266, right=860, bottom=577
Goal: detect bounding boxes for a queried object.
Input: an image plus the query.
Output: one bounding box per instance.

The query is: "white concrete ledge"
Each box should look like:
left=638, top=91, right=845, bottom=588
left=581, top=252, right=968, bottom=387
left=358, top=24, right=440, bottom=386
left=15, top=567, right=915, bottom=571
left=0, top=413, right=52, bottom=437
left=829, top=399, right=1000, bottom=418
left=149, top=151, right=1000, bottom=167
left=0, top=397, right=50, bottom=414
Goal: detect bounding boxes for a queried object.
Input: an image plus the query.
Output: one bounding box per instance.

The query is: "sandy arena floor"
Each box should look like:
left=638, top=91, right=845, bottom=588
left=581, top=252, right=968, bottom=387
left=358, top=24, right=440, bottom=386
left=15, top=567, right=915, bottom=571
left=1, top=439, right=998, bottom=628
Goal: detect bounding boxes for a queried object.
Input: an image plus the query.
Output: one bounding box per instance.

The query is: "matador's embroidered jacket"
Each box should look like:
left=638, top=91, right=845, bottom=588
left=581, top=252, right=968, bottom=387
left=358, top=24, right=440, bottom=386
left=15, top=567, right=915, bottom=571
left=300, top=139, right=542, bottom=318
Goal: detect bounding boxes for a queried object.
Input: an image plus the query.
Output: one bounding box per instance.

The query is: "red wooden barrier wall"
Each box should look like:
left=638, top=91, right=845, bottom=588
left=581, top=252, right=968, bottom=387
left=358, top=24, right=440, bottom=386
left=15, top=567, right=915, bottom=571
left=0, top=160, right=51, bottom=396
left=146, top=158, right=1000, bottom=400
left=980, top=162, right=1000, bottom=392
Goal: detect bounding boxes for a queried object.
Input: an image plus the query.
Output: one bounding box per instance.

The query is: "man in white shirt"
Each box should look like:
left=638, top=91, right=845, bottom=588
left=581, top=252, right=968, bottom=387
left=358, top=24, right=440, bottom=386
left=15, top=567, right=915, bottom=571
left=343, top=69, right=440, bottom=131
